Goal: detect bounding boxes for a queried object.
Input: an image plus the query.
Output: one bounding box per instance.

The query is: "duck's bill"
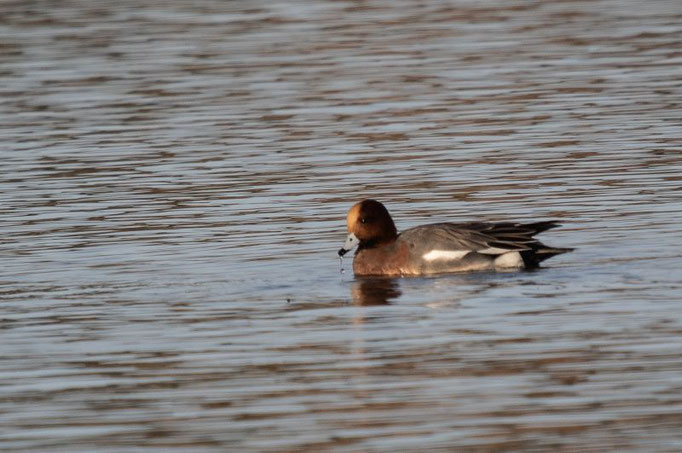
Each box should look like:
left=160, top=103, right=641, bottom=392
left=338, top=232, right=359, bottom=257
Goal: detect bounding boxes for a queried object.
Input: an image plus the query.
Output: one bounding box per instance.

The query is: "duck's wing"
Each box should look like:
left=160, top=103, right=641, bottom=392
left=401, top=221, right=562, bottom=255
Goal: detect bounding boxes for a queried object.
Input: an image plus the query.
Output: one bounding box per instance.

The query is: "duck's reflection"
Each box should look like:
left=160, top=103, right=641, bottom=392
left=351, top=277, right=402, bottom=305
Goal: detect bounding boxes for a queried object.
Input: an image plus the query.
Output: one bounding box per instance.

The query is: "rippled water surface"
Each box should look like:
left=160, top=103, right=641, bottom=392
left=2, top=0, right=682, bottom=451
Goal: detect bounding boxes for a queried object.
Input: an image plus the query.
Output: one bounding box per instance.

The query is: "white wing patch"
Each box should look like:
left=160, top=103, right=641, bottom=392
left=422, top=250, right=469, bottom=261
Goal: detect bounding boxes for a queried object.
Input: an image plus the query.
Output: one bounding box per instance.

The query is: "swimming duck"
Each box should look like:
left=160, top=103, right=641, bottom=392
left=338, top=199, right=572, bottom=276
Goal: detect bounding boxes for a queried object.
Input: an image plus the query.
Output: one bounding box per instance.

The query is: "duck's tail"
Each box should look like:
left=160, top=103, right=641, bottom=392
left=521, top=244, right=574, bottom=269
left=518, top=221, right=573, bottom=269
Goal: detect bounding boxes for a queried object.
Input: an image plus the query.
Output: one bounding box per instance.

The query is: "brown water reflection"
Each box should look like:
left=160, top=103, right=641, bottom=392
left=351, top=278, right=401, bottom=306
left=2, top=0, right=682, bottom=451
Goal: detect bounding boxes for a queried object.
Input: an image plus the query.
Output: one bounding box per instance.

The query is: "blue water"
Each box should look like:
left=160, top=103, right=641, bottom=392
left=1, top=0, right=681, bottom=451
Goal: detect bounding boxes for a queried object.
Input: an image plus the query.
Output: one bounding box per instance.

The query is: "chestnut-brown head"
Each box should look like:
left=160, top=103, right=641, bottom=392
left=338, top=200, right=398, bottom=256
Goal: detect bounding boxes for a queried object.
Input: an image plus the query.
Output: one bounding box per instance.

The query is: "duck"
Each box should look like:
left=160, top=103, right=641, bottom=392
left=338, top=199, right=572, bottom=276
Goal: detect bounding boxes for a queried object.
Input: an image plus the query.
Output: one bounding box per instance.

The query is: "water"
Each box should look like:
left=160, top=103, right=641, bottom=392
left=2, top=0, right=682, bottom=451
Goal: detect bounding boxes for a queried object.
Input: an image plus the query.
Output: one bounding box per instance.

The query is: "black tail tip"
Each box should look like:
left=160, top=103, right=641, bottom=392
left=521, top=246, right=573, bottom=269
